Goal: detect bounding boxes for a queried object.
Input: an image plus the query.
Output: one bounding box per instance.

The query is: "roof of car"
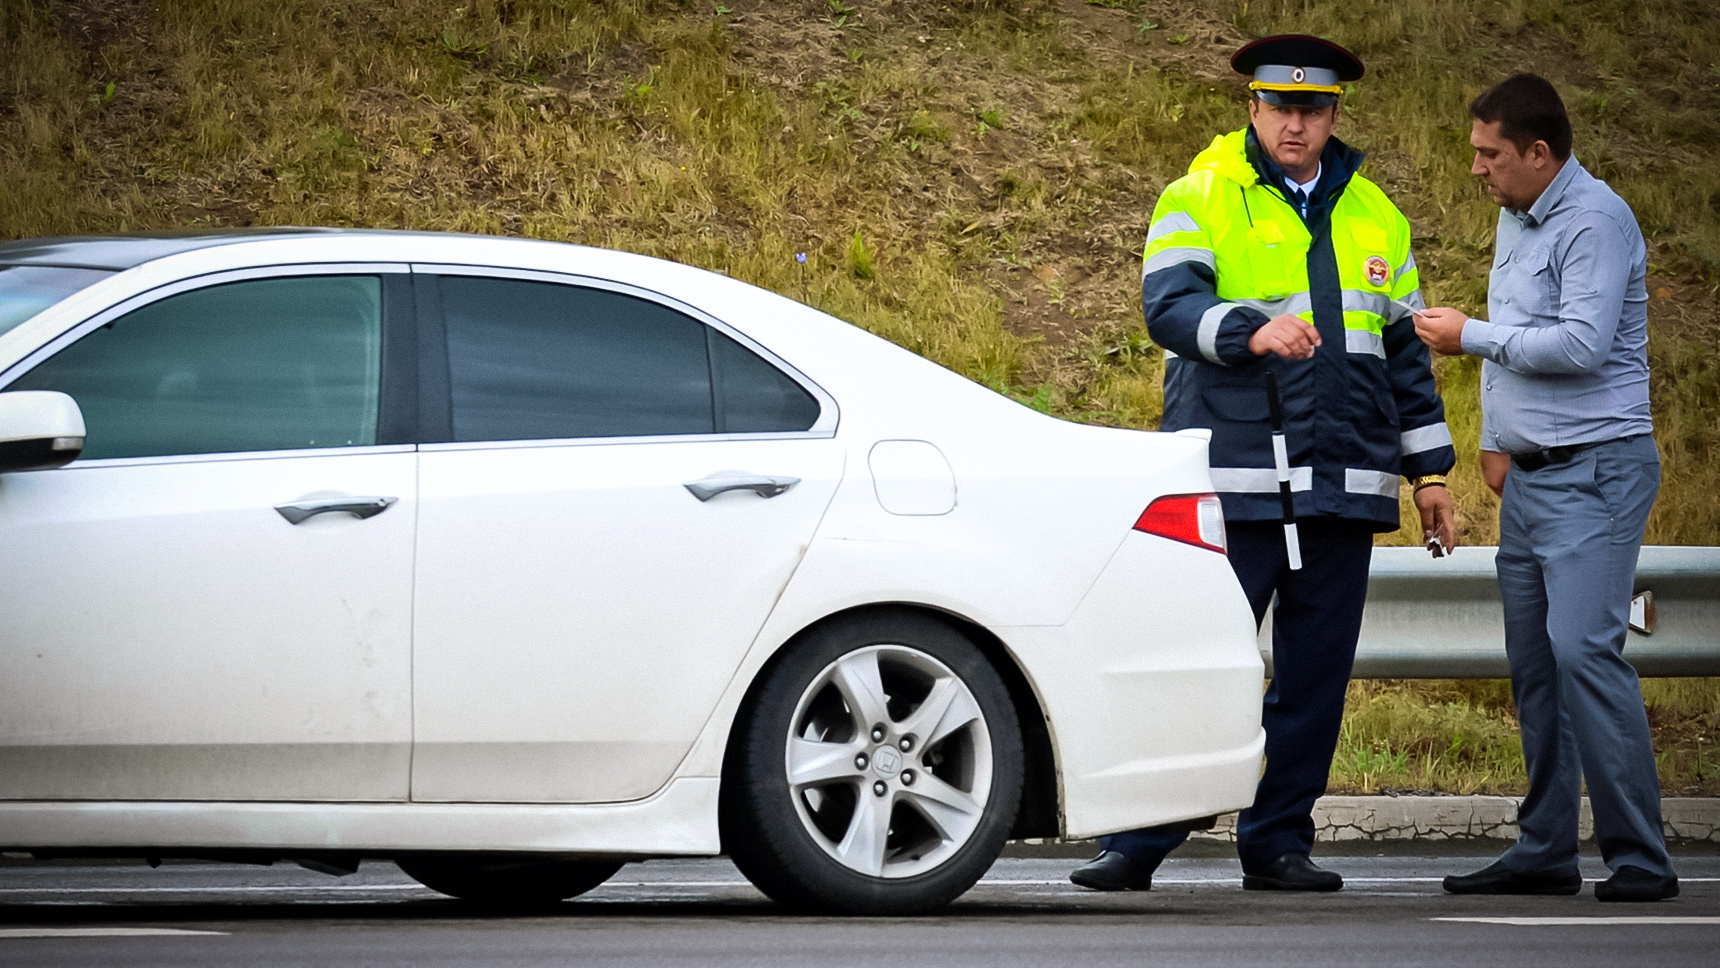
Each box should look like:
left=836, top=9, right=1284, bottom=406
left=0, top=228, right=420, bottom=270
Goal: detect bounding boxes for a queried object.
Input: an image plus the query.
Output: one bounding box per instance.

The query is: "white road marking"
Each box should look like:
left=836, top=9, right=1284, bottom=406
left=1432, top=917, right=1720, bottom=926
left=599, top=881, right=756, bottom=888
left=991, top=877, right=1720, bottom=886
left=0, top=884, right=430, bottom=895
left=0, top=928, right=227, bottom=938
left=981, top=877, right=1446, bottom=886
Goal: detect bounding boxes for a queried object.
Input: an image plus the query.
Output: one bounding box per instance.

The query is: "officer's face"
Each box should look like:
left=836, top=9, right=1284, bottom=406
left=1248, top=98, right=1337, bottom=182
left=1469, top=119, right=1558, bottom=212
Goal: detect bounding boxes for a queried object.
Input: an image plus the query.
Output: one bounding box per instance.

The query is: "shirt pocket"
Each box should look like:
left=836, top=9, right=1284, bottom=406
left=1515, top=245, right=1560, bottom=322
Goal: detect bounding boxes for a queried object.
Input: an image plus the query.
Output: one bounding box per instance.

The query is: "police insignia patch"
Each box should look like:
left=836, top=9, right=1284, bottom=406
left=1364, top=255, right=1390, bottom=287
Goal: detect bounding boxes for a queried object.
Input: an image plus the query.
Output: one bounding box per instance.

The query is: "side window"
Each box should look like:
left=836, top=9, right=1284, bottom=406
left=437, top=275, right=820, bottom=443
left=440, top=277, right=713, bottom=441
left=9, top=275, right=383, bottom=460
left=710, top=329, right=820, bottom=433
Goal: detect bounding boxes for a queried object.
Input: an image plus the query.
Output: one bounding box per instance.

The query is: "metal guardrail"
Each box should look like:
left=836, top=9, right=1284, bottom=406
left=1258, top=546, right=1720, bottom=678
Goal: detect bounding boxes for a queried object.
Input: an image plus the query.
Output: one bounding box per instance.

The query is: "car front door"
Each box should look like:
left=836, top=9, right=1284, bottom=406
left=0, top=269, right=417, bottom=801
left=409, top=269, right=842, bottom=803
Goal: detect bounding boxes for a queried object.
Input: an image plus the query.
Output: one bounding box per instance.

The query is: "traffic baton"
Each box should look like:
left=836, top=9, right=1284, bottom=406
left=1265, top=369, right=1302, bottom=571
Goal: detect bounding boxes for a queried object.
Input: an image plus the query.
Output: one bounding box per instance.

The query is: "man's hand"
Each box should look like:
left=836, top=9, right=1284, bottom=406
left=1248, top=314, right=1322, bottom=360
left=1413, top=484, right=1458, bottom=558
left=1413, top=307, right=1469, bottom=356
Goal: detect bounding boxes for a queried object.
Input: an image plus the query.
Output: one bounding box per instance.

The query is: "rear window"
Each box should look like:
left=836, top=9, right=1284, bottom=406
left=0, top=265, right=115, bottom=340
left=709, top=327, right=822, bottom=433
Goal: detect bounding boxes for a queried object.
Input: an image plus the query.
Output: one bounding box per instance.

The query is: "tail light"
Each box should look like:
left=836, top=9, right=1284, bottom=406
left=1133, top=493, right=1227, bottom=554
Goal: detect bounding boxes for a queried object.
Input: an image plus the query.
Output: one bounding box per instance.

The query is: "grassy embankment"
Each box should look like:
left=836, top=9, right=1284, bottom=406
left=2, top=0, right=1715, bottom=795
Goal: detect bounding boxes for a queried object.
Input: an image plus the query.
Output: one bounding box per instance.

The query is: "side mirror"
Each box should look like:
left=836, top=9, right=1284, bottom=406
left=0, top=390, right=86, bottom=473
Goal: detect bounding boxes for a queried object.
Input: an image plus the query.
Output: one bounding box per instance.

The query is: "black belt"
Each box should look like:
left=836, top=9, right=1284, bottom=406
left=1509, top=434, right=1642, bottom=472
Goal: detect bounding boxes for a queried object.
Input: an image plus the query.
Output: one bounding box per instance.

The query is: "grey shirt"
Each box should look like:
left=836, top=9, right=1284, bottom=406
left=1461, top=155, right=1652, bottom=453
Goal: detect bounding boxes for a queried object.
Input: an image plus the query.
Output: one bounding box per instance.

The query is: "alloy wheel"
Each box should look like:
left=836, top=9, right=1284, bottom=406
left=784, top=644, right=993, bottom=879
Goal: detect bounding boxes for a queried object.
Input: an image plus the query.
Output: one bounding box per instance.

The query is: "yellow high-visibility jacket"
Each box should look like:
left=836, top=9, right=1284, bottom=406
left=1142, top=127, right=1455, bottom=528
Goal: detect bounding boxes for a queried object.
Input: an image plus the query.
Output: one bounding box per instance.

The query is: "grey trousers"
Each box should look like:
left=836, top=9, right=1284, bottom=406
left=1496, top=434, right=1672, bottom=879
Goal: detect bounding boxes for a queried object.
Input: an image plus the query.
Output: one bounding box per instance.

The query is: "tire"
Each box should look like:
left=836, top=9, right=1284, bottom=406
left=720, top=611, right=1023, bottom=915
left=396, top=854, right=623, bottom=906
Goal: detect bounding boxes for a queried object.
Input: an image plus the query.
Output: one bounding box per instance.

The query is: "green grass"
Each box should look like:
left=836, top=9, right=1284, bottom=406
left=2, top=0, right=1715, bottom=794
left=1332, top=678, right=1720, bottom=796
left=1331, top=681, right=1528, bottom=795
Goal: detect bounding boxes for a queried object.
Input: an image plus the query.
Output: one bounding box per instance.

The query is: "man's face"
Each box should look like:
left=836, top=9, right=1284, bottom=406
left=1469, top=118, right=1556, bottom=211
left=1248, top=98, right=1337, bottom=180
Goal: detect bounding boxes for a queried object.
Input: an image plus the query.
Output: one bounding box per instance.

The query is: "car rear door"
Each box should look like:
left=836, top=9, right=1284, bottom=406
left=0, top=268, right=418, bottom=801
left=409, top=268, right=842, bottom=803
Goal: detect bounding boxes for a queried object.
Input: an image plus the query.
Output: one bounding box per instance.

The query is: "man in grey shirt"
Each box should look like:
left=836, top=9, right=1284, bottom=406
left=1416, top=74, right=1675, bottom=902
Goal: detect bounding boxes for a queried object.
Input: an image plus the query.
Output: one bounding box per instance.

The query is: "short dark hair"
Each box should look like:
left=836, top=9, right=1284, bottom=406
left=1469, top=74, right=1573, bottom=160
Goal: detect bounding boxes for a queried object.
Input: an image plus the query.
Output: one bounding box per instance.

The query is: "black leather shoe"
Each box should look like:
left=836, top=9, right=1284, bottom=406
left=1069, top=851, right=1154, bottom=892
left=1242, top=853, right=1342, bottom=892
left=1595, top=865, right=1679, bottom=902
left=1442, top=859, right=1582, bottom=896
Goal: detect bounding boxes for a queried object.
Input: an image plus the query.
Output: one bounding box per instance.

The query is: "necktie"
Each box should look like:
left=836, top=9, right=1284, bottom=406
left=1290, top=188, right=1308, bottom=216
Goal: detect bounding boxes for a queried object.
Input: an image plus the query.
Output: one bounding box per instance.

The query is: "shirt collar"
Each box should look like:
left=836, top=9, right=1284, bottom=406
left=1244, top=126, right=1364, bottom=209
left=1519, top=154, right=1583, bottom=227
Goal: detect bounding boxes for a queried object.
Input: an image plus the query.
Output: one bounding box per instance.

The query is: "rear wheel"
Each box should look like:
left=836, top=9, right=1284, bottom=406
left=721, top=611, right=1023, bottom=914
left=396, top=854, right=622, bottom=906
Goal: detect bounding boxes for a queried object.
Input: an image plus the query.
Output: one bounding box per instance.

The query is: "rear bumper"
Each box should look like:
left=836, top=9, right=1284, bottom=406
left=1055, top=722, right=1264, bottom=840
left=1003, top=534, right=1265, bottom=840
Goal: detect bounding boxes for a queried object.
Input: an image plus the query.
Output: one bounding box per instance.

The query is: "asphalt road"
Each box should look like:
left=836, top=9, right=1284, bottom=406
left=2, top=852, right=1717, bottom=967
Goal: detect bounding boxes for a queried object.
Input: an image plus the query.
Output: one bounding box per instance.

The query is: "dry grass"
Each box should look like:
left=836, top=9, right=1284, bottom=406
left=2, top=0, right=1715, bottom=794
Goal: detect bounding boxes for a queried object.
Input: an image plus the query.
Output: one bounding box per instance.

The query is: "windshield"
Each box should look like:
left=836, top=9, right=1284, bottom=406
left=0, top=265, right=115, bottom=340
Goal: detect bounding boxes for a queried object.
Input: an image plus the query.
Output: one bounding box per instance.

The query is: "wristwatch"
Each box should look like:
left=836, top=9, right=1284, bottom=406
left=1408, top=474, right=1448, bottom=492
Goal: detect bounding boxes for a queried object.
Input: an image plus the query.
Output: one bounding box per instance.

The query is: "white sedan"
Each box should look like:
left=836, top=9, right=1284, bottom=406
left=0, top=230, right=1264, bottom=914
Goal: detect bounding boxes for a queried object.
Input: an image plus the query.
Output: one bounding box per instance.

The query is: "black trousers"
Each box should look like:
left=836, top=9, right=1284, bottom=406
left=1100, top=517, right=1375, bottom=870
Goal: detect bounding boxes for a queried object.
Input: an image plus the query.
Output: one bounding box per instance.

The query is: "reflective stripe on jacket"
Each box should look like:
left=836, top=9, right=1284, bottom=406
left=1143, top=127, right=1456, bottom=529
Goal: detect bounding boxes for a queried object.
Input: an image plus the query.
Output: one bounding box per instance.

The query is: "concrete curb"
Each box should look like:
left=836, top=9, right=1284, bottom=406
left=1179, top=796, right=1720, bottom=845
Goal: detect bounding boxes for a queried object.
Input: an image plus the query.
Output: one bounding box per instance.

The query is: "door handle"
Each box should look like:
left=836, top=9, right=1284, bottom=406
left=274, top=496, right=398, bottom=525
left=683, top=473, right=800, bottom=502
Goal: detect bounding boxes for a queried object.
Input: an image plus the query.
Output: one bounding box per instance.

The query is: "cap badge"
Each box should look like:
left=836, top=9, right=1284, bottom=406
left=1365, top=256, right=1391, bottom=287
left=1292, top=67, right=1306, bottom=83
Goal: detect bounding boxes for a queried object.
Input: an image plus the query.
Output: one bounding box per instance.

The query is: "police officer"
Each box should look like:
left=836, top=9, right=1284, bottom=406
left=1071, top=35, right=1458, bottom=893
